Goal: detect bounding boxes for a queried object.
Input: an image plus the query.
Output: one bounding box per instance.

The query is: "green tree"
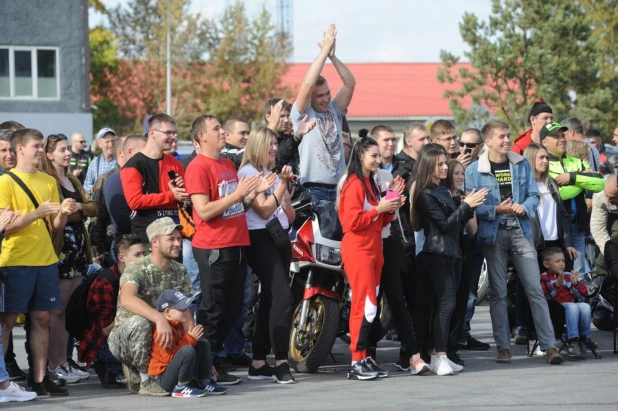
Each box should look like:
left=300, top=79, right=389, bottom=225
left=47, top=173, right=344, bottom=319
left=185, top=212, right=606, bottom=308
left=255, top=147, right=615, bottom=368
left=194, top=1, right=293, bottom=126
left=438, top=0, right=611, bottom=136
left=578, top=0, right=618, bottom=138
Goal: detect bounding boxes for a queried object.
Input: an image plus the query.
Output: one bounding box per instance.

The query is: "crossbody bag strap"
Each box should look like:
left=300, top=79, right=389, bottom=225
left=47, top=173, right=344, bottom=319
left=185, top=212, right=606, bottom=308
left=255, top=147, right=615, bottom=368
left=6, top=171, right=51, bottom=235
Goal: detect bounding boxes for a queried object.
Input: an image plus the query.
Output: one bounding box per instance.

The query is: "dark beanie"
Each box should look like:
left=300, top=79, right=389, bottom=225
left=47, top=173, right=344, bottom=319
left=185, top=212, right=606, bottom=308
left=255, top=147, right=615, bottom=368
left=528, top=99, right=552, bottom=122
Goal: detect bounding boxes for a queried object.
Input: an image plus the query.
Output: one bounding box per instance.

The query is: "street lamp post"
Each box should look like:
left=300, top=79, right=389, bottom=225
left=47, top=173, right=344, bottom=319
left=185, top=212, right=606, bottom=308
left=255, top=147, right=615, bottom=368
left=166, top=0, right=172, bottom=116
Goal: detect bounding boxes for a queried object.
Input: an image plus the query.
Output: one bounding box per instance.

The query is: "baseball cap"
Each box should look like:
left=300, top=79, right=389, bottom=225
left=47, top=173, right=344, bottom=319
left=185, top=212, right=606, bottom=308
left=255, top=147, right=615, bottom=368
left=146, top=217, right=183, bottom=242
left=156, top=289, right=194, bottom=312
left=540, top=122, right=568, bottom=140
left=97, top=127, right=116, bottom=139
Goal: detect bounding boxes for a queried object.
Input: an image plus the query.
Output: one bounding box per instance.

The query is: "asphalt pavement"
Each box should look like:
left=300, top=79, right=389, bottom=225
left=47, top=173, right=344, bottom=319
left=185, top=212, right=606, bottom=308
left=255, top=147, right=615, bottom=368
left=7, top=305, right=618, bottom=411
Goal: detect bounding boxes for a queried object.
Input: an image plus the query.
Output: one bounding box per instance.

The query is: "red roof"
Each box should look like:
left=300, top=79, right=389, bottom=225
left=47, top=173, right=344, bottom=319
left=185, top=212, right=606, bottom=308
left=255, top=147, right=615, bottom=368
left=280, top=62, right=472, bottom=119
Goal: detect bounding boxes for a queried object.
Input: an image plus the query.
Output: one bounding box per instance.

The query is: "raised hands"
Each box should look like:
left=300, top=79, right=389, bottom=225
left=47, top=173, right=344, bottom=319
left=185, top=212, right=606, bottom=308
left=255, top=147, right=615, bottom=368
left=60, top=198, right=77, bottom=216
left=389, top=176, right=405, bottom=194
left=463, top=188, right=488, bottom=208
left=187, top=324, right=204, bottom=340
left=0, top=206, right=21, bottom=232
left=277, top=165, right=293, bottom=182
left=297, top=114, right=317, bottom=139
left=236, top=173, right=261, bottom=199
left=317, top=24, right=337, bottom=58
left=267, top=99, right=285, bottom=131
left=256, top=172, right=277, bottom=194
left=457, top=152, right=472, bottom=169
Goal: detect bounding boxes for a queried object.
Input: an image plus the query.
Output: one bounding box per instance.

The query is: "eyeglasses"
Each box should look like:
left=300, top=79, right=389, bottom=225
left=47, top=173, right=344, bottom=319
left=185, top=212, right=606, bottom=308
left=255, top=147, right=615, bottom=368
left=437, top=136, right=458, bottom=143
left=153, top=129, right=179, bottom=137
left=459, top=142, right=481, bottom=148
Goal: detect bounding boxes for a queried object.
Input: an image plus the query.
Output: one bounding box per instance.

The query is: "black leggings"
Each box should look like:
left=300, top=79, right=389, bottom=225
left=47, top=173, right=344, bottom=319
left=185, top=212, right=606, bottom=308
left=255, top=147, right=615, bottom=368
left=413, top=252, right=461, bottom=353
left=158, top=340, right=212, bottom=392
left=368, top=237, right=419, bottom=355
left=247, top=229, right=293, bottom=361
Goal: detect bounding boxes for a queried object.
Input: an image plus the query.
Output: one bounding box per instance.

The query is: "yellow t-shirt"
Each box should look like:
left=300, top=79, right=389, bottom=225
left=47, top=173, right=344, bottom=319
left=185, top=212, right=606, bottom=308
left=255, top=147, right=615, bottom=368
left=0, top=170, right=59, bottom=267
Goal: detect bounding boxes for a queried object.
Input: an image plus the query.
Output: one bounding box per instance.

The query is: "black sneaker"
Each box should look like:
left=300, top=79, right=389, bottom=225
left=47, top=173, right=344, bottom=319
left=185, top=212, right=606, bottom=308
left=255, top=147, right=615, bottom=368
left=347, top=360, right=379, bottom=381
left=394, top=357, right=411, bottom=372
left=447, top=351, right=465, bottom=367
left=458, top=336, right=491, bottom=351
left=5, top=360, right=27, bottom=381
left=217, top=357, right=236, bottom=371
left=31, top=375, right=69, bottom=396
left=514, top=328, right=528, bottom=345
left=214, top=366, right=242, bottom=385
left=365, top=358, right=389, bottom=378
left=247, top=363, right=275, bottom=381
left=273, top=362, right=296, bottom=384
left=67, top=358, right=88, bottom=373
left=228, top=353, right=252, bottom=367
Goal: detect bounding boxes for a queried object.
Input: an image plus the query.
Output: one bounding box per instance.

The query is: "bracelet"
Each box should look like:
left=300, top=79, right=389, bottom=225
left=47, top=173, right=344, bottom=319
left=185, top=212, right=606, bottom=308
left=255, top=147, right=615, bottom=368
left=281, top=202, right=289, bottom=208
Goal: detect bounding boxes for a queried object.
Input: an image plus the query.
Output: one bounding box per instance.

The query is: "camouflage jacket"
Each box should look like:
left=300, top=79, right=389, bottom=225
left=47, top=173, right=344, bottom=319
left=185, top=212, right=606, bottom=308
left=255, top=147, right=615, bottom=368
left=115, top=255, right=192, bottom=326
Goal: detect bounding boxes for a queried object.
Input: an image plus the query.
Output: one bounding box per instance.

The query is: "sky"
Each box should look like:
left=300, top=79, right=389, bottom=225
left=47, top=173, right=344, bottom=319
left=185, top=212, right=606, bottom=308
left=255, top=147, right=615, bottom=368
left=91, top=0, right=493, bottom=63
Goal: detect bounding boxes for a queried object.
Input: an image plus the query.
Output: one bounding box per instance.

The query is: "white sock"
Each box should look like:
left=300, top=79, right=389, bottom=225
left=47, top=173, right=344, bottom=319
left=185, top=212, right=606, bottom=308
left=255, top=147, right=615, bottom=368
left=351, top=361, right=358, bottom=365
left=140, top=373, right=149, bottom=383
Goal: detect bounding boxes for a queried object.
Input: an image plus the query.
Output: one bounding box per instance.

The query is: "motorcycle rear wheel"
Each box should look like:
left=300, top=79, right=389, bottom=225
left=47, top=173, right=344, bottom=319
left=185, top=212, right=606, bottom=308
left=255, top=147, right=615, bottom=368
left=289, top=295, right=340, bottom=373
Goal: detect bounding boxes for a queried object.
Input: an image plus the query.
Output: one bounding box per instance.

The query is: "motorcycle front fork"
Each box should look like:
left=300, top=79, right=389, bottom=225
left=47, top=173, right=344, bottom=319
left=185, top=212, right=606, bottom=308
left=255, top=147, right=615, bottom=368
left=298, top=271, right=315, bottom=329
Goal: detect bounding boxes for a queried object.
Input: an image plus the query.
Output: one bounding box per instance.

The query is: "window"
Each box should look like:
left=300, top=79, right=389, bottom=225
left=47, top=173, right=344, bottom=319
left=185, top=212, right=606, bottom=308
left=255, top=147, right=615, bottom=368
left=0, top=47, right=59, bottom=99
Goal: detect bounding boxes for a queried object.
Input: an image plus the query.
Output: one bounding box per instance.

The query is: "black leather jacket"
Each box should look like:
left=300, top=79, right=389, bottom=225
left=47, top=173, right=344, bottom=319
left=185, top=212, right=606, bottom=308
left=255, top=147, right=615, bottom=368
left=417, top=184, right=474, bottom=259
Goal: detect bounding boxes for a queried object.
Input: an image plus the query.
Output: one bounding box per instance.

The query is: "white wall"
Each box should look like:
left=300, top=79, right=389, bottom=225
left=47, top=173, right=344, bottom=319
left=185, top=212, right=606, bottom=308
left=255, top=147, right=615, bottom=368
left=0, top=112, right=93, bottom=143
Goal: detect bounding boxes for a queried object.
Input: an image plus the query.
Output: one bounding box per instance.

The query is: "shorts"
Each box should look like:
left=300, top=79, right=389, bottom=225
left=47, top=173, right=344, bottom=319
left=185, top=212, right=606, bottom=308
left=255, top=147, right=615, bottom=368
left=0, top=264, right=62, bottom=313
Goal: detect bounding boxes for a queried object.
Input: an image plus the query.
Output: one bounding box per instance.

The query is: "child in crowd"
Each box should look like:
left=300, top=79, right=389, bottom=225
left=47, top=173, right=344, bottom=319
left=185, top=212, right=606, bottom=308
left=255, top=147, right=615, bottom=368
left=148, top=289, right=227, bottom=398
left=540, top=247, right=591, bottom=358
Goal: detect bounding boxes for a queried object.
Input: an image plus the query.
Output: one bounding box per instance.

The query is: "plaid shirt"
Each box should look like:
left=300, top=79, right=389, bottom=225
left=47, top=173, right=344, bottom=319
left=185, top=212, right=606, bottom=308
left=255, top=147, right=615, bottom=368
left=77, top=265, right=120, bottom=367
left=83, top=154, right=117, bottom=194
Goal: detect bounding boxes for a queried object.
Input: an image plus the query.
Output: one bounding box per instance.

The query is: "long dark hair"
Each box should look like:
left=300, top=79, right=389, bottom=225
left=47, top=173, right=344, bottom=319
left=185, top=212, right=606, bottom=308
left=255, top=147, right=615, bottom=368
left=344, top=136, right=380, bottom=202
left=411, top=146, right=447, bottom=231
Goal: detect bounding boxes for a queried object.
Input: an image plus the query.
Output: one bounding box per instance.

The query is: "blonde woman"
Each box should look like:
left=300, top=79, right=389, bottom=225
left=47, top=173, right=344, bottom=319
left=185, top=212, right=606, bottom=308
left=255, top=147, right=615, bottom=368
left=238, top=126, right=296, bottom=384
left=39, top=134, right=96, bottom=384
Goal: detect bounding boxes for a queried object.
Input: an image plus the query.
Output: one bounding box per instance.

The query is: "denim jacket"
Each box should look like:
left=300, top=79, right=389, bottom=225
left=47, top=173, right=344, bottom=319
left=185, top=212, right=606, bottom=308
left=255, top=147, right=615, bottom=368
left=465, top=150, right=539, bottom=245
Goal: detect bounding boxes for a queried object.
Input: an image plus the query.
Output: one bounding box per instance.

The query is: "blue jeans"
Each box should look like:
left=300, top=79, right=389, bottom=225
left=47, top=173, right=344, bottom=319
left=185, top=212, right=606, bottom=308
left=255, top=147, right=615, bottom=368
left=570, top=224, right=588, bottom=273
left=183, top=238, right=200, bottom=291
left=308, top=186, right=337, bottom=206
left=218, top=268, right=252, bottom=357
left=562, top=302, right=592, bottom=340
left=483, top=228, right=556, bottom=351
left=0, top=327, right=9, bottom=384
left=463, top=237, right=484, bottom=337
left=96, top=340, right=123, bottom=376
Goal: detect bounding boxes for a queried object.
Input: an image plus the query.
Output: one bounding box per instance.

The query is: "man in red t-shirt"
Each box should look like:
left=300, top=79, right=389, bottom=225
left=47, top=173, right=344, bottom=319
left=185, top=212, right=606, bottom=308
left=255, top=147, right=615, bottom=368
left=121, top=113, right=189, bottom=245
left=185, top=114, right=275, bottom=385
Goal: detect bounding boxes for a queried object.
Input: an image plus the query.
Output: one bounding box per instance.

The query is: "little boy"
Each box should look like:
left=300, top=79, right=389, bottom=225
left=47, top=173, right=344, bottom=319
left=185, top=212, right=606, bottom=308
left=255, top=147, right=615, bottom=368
left=540, top=247, right=591, bottom=358
left=148, top=289, right=227, bottom=398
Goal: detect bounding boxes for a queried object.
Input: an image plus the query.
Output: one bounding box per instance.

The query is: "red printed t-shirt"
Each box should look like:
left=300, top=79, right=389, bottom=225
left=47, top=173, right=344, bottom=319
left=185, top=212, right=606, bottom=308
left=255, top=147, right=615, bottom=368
left=185, top=155, right=250, bottom=249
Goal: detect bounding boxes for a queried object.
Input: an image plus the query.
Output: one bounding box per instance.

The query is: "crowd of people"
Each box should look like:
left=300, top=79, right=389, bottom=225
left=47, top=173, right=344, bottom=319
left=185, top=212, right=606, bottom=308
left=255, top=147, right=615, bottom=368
left=1, top=23, right=618, bottom=402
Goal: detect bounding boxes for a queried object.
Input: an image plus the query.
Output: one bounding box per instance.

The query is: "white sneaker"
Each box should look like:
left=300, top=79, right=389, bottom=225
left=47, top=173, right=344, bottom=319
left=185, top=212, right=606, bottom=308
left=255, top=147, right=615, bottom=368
left=433, top=355, right=454, bottom=376
left=49, top=364, right=81, bottom=384
left=430, top=354, right=464, bottom=373
left=66, top=362, right=90, bottom=380
left=0, top=381, right=37, bottom=403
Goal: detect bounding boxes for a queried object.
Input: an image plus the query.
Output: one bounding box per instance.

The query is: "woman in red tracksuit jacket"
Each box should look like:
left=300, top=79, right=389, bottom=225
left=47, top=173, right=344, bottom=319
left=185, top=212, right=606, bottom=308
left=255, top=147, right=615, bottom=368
left=337, top=137, right=404, bottom=381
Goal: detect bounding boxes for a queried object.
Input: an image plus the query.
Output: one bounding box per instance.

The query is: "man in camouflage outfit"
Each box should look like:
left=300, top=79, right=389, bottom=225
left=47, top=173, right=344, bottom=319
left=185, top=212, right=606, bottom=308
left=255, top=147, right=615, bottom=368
left=108, top=217, right=192, bottom=396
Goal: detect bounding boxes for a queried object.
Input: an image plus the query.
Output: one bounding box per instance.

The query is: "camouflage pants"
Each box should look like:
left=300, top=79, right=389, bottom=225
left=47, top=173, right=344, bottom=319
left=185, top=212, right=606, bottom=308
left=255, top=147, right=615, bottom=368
left=108, top=315, right=153, bottom=374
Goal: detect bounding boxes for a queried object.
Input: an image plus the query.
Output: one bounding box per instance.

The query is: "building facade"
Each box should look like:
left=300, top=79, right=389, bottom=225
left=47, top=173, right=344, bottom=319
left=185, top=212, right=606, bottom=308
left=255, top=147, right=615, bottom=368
left=0, top=0, right=92, bottom=139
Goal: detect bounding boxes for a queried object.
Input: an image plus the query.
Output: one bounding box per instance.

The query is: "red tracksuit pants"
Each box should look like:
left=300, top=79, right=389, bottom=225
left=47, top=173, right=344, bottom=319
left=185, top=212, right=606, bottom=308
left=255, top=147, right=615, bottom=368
left=342, top=232, right=383, bottom=362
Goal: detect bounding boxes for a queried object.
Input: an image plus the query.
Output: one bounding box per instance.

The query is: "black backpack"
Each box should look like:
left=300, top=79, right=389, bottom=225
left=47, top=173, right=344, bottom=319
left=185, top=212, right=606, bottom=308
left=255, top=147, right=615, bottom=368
left=65, top=268, right=119, bottom=340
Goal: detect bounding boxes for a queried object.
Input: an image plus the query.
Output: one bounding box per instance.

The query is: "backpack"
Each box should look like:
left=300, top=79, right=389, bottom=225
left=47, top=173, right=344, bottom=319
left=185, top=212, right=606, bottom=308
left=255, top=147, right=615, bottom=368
left=65, top=268, right=119, bottom=340
left=178, top=203, right=196, bottom=239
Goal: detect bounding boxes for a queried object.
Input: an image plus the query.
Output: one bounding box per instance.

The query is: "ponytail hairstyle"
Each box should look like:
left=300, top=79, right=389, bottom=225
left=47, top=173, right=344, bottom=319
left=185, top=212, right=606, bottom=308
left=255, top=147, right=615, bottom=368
left=339, top=136, right=381, bottom=203
left=410, top=146, right=448, bottom=231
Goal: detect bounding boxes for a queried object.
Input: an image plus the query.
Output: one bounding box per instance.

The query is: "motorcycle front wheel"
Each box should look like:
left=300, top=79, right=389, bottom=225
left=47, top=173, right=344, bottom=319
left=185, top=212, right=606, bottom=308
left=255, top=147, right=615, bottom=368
left=289, top=295, right=340, bottom=373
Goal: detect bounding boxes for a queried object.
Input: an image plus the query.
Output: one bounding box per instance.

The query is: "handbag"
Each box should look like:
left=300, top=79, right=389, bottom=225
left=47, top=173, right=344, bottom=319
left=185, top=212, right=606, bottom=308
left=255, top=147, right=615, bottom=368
left=265, top=194, right=289, bottom=248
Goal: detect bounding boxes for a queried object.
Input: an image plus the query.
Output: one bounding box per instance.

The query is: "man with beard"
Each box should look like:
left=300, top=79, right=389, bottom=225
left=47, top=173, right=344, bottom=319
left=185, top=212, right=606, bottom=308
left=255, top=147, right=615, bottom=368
left=121, top=114, right=189, bottom=246
left=108, top=218, right=192, bottom=396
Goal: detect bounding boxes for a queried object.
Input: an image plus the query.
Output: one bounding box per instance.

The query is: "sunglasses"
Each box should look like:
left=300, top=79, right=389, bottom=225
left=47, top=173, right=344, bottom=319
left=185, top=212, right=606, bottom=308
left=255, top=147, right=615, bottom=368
left=459, top=142, right=481, bottom=148
left=45, top=133, right=68, bottom=150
